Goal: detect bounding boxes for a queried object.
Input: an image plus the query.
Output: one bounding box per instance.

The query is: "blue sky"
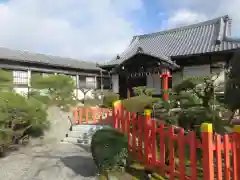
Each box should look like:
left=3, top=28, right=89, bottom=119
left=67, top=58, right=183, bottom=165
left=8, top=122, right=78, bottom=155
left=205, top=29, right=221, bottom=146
left=0, top=0, right=239, bottom=62
left=131, top=0, right=164, bottom=33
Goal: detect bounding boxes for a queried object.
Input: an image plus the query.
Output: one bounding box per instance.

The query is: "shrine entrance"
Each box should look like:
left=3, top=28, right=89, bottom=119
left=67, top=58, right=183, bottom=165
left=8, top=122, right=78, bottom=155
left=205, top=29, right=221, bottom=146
left=127, top=76, right=146, bottom=97
left=112, top=52, right=178, bottom=100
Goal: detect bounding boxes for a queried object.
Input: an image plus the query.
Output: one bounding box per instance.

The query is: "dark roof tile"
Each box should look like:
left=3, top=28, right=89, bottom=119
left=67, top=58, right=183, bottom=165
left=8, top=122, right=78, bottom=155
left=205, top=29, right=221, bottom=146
left=106, top=15, right=240, bottom=66
left=0, top=47, right=101, bottom=71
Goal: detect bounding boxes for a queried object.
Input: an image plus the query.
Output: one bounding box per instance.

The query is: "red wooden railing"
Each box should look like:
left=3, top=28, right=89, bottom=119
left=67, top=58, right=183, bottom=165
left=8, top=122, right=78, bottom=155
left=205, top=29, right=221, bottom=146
left=73, top=107, right=112, bottom=125
left=72, top=103, right=240, bottom=180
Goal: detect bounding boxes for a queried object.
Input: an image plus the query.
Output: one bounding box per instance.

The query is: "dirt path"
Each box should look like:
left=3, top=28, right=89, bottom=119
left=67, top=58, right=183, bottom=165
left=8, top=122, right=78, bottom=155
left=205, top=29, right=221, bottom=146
left=0, top=141, right=96, bottom=180
left=0, top=106, right=97, bottom=180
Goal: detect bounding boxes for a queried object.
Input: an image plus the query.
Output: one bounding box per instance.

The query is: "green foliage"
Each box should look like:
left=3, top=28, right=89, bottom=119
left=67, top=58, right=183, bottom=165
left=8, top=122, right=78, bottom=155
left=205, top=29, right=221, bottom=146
left=28, top=90, right=51, bottom=105
left=31, top=74, right=76, bottom=109
left=133, top=86, right=155, bottom=96
left=102, top=91, right=119, bottom=108
left=224, top=51, right=240, bottom=123
left=91, top=128, right=128, bottom=174
left=0, top=91, right=49, bottom=151
left=121, top=86, right=158, bottom=113
left=122, top=95, right=158, bottom=113
left=154, top=74, right=228, bottom=134
left=0, top=69, right=13, bottom=90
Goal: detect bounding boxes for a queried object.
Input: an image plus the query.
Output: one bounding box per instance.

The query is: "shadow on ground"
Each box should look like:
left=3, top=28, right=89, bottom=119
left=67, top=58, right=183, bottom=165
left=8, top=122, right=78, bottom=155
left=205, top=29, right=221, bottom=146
left=34, top=154, right=96, bottom=177
left=61, top=155, right=96, bottom=177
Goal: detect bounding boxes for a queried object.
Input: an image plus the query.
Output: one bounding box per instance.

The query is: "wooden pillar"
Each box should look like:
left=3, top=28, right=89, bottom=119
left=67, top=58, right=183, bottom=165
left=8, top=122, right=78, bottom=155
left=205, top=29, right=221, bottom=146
left=201, top=123, right=214, bottom=180
left=161, top=69, right=171, bottom=101
left=144, top=108, right=152, bottom=164
left=233, top=125, right=240, bottom=179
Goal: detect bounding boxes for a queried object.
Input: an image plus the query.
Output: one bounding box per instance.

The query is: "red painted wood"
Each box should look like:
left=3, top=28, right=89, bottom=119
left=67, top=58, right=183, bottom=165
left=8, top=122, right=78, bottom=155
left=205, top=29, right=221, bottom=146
left=223, top=135, right=231, bottom=180
left=168, top=126, right=175, bottom=180
left=137, top=115, right=143, bottom=161
left=73, top=108, right=79, bottom=124
left=152, top=120, right=157, bottom=165
left=215, top=134, right=223, bottom=180
left=201, top=131, right=214, bottom=180
left=74, top=105, right=240, bottom=180
left=232, top=133, right=238, bottom=180
left=159, top=122, right=166, bottom=170
left=189, top=131, right=197, bottom=180
left=127, top=112, right=131, bottom=152
left=177, top=128, right=186, bottom=180
left=132, top=113, right=137, bottom=153
left=85, top=108, right=88, bottom=124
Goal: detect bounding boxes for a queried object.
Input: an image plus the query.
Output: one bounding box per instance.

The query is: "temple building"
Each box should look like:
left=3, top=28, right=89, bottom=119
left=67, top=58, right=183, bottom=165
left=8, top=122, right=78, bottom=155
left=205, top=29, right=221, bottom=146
left=0, top=47, right=110, bottom=99
left=100, top=15, right=240, bottom=99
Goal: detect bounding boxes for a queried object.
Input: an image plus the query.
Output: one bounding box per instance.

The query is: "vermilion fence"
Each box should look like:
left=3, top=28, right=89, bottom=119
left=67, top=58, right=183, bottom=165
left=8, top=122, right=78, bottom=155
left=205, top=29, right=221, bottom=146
left=72, top=105, right=240, bottom=180
left=73, top=107, right=112, bottom=125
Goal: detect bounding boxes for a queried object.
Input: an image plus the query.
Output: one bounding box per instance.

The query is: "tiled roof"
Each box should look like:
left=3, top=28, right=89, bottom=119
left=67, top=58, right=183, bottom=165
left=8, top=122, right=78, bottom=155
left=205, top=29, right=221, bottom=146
left=105, top=15, right=240, bottom=66
left=0, top=47, right=101, bottom=71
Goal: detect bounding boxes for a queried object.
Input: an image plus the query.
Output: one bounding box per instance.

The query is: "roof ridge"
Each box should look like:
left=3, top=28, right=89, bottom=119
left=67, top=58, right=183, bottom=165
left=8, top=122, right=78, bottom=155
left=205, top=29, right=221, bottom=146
left=137, top=15, right=229, bottom=38
left=0, top=46, right=96, bottom=65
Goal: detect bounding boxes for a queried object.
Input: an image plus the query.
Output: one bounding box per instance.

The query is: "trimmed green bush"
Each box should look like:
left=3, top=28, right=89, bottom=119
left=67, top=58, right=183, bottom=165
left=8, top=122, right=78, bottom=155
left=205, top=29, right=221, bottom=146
left=102, top=91, right=119, bottom=108
left=122, top=95, right=159, bottom=113
left=91, top=128, right=128, bottom=174
left=0, top=91, right=49, bottom=152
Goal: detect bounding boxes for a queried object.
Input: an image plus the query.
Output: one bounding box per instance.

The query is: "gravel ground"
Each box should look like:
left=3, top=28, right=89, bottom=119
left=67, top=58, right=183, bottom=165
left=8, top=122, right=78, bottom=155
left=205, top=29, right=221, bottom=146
left=0, top=106, right=97, bottom=180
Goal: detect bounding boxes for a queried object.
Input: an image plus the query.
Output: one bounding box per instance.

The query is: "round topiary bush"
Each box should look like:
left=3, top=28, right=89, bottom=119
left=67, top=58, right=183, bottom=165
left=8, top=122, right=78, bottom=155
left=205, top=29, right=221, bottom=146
left=90, top=128, right=128, bottom=175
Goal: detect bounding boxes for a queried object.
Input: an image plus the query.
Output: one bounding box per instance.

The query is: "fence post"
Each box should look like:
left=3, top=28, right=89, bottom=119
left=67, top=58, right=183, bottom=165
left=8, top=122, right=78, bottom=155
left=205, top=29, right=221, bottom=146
left=201, top=123, right=214, bottom=180
left=112, top=100, right=121, bottom=129
left=233, top=125, right=240, bottom=179
left=144, top=108, right=152, bottom=164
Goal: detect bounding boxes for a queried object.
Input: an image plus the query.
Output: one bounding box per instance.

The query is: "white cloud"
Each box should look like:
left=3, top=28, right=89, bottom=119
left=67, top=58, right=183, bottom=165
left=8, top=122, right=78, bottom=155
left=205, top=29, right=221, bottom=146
left=0, top=0, right=143, bottom=62
left=161, top=0, right=240, bottom=36
left=163, top=9, right=207, bottom=29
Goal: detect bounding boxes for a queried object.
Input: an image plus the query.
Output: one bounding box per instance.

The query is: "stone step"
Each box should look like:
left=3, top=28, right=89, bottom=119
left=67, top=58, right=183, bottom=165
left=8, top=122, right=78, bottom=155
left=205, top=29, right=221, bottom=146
left=71, top=124, right=95, bottom=131
left=63, top=137, right=83, bottom=144
left=71, top=124, right=104, bottom=131
left=63, top=136, right=92, bottom=145
left=63, top=124, right=106, bottom=145
left=67, top=130, right=86, bottom=138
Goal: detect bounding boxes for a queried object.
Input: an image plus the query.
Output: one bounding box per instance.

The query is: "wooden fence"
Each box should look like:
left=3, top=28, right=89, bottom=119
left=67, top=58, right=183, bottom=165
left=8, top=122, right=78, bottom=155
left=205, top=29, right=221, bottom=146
left=73, top=107, right=112, bottom=125
left=72, top=103, right=240, bottom=180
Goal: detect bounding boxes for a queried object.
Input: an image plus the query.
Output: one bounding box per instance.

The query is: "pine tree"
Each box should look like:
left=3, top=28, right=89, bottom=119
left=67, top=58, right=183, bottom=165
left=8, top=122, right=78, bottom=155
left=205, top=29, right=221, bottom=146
left=224, top=49, right=240, bottom=123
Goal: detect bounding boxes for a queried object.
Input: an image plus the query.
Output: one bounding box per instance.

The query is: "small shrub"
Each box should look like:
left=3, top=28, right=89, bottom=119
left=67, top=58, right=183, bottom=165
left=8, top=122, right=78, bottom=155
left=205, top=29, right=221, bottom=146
left=122, top=95, right=158, bottom=113
left=91, top=128, right=128, bottom=174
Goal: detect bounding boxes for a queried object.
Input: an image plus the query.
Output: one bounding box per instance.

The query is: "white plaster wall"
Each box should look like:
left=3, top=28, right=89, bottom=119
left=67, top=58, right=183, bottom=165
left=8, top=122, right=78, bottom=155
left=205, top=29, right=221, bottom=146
left=14, top=87, right=29, bottom=97
left=73, top=89, right=94, bottom=100
left=172, top=71, right=182, bottom=87
left=183, top=65, right=211, bottom=78
left=212, top=68, right=225, bottom=86
left=146, top=74, right=161, bottom=94
left=112, top=74, right=119, bottom=93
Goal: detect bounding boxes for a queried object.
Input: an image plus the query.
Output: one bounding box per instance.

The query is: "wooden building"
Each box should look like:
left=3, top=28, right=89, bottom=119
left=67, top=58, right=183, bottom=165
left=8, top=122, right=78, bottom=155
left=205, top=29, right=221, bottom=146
left=0, top=47, right=110, bottom=99
left=100, top=15, right=240, bottom=99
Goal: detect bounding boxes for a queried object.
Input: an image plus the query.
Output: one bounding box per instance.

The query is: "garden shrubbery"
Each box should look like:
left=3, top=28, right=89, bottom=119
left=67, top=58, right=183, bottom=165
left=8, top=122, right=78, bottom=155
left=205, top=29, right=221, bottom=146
left=0, top=72, right=79, bottom=157
left=91, top=128, right=128, bottom=177
left=102, top=91, right=119, bottom=108
left=31, top=74, right=77, bottom=110
left=0, top=91, right=49, bottom=156
left=122, top=86, right=158, bottom=113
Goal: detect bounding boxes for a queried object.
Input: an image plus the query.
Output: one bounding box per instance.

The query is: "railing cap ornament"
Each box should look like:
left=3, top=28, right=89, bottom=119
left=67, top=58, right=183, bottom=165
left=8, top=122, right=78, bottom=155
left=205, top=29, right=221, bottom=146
left=113, top=100, right=121, bottom=107
left=201, top=123, right=213, bottom=133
